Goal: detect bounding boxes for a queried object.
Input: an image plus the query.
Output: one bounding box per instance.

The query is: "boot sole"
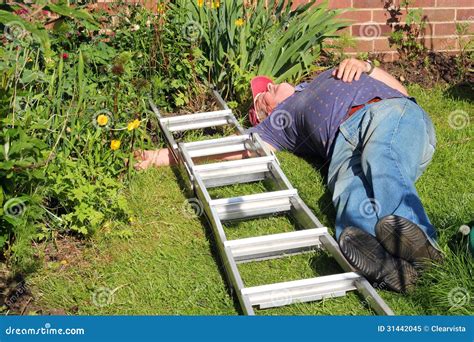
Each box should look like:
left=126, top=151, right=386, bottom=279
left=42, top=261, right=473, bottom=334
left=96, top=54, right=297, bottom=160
left=339, top=227, right=418, bottom=293
left=375, top=215, right=442, bottom=264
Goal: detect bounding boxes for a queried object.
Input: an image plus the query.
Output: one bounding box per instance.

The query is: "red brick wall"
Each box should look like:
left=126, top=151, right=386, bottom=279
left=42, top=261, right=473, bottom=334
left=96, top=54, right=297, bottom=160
left=295, top=0, right=474, bottom=60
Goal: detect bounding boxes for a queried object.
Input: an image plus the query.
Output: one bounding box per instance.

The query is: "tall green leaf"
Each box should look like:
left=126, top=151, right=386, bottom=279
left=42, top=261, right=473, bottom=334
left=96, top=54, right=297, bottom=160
left=0, top=10, right=52, bottom=59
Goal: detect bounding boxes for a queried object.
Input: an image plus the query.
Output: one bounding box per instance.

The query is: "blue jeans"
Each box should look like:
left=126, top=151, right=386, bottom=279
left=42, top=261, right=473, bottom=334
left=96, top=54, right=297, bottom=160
left=328, top=98, right=437, bottom=242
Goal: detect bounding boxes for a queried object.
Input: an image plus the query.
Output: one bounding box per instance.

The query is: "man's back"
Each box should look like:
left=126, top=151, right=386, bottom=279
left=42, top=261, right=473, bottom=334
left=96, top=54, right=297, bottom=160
left=248, top=69, right=407, bottom=159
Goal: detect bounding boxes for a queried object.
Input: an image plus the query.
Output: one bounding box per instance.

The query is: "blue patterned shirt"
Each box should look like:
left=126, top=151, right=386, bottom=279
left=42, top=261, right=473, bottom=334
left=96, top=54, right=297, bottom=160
left=247, top=69, right=407, bottom=159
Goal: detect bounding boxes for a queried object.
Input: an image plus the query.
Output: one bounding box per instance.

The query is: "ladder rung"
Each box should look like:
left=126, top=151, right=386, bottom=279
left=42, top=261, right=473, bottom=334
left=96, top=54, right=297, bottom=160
left=224, top=228, right=328, bottom=263
left=160, top=109, right=233, bottom=132
left=242, top=272, right=362, bottom=309
left=209, top=189, right=297, bottom=221
left=193, top=156, right=275, bottom=188
left=183, top=135, right=250, bottom=158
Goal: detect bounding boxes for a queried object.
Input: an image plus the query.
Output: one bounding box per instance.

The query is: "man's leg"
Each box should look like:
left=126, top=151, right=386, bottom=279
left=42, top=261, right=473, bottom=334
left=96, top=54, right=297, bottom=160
left=328, top=110, right=419, bottom=292
left=357, top=98, right=437, bottom=241
left=328, top=108, right=379, bottom=240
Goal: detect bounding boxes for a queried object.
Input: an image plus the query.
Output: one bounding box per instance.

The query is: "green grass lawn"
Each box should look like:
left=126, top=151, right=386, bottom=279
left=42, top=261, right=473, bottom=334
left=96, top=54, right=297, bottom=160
left=28, top=84, right=473, bottom=315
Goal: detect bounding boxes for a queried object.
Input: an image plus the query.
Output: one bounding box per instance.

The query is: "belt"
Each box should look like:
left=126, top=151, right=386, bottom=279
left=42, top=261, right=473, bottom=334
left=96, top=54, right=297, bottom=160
left=346, top=97, right=381, bottom=119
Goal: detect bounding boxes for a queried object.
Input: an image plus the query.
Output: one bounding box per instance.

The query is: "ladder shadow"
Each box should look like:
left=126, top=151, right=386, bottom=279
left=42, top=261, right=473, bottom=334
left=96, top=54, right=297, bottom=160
left=169, top=164, right=246, bottom=314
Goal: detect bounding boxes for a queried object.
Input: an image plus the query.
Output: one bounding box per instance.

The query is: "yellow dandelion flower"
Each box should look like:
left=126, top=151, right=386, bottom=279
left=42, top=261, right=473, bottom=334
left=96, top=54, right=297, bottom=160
left=157, top=3, right=166, bottom=14
left=214, top=1, right=220, bottom=8
left=110, top=140, right=121, bottom=150
left=127, top=119, right=141, bottom=131
left=235, top=18, right=244, bottom=27
left=197, top=0, right=204, bottom=7
left=97, top=114, right=108, bottom=126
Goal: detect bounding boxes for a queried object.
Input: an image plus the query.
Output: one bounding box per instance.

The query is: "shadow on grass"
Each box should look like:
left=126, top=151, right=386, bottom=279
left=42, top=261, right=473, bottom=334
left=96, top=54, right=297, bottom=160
left=168, top=164, right=245, bottom=314
left=444, top=82, right=474, bottom=103
left=301, top=154, right=337, bottom=228
left=167, top=154, right=340, bottom=313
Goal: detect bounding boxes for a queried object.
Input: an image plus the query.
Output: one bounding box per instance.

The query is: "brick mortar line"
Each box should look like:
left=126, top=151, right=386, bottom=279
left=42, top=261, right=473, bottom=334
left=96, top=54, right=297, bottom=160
left=350, top=21, right=474, bottom=24
left=344, top=6, right=474, bottom=12
left=353, top=34, right=472, bottom=38
left=347, top=7, right=474, bottom=10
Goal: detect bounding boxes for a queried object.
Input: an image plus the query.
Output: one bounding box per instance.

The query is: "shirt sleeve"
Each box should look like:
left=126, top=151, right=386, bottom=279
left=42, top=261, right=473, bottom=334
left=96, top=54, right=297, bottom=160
left=245, top=121, right=285, bottom=152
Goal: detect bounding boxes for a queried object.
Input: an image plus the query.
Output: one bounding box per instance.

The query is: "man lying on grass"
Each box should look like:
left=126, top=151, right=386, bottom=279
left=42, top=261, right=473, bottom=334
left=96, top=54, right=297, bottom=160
left=135, top=58, right=442, bottom=293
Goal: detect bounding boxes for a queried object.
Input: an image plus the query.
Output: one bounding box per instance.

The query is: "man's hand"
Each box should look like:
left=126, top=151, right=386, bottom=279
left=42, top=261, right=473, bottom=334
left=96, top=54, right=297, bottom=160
left=332, top=58, right=370, bottom=83
left=134, top=148, right=175, bottom=170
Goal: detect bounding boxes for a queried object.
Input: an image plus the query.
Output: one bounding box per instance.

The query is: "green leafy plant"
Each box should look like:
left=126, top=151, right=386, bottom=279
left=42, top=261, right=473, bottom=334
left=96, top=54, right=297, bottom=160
left=385, top=0, right=427, bottom=62
left=454, top=22, right=474, bottom=80
left=0, top=2, right=163, bottom=273
left=179, top=0, right=346, bottom=99
left=46, top=156, right=131, bottom=236
left=323, top=32, right=357, bottom=65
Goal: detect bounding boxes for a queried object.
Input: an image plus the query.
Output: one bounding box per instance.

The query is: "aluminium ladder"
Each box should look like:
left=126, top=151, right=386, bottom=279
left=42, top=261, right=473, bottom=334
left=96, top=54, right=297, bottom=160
left=149, top=90, right=394, bottom=315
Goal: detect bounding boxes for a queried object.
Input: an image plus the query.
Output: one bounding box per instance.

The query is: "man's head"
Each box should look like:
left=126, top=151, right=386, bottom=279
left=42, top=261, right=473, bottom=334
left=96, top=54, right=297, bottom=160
left=249, top=76, right=295, bottom=126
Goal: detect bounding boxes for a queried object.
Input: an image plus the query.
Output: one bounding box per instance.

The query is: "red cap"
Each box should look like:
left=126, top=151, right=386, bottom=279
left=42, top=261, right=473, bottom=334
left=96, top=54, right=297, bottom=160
left=249, top=76, right=273, bottom=126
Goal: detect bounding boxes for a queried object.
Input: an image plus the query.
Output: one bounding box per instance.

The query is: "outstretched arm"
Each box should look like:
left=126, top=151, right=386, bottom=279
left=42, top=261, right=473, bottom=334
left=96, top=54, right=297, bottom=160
left=134, top=141, right=277, bottom=170
left=332, top=58, right=408, bottom=96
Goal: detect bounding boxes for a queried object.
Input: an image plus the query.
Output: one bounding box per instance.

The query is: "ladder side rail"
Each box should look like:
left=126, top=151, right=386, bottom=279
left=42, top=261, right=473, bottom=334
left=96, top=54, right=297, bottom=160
left=355, top=278, right=395, bottom=315
left=149, top=99, right=180, bottom=160
left=267, top=160, right=295, bottom=191
left=150, top=92, right=394, bottom=316
left=288, top=194, right=394, bottom=315
left=193, top=173, right=255, bottom=315
left=212, top=89, right=230, bottom=110
left=150, top=98, right=195, bottom=189
left=177, top=142, right=197, bottom=182
left=211, top=89, right=247, bottom=136
left=250, top=132, right=274, bottom=157
left=318, top=232, right=395, bottom=316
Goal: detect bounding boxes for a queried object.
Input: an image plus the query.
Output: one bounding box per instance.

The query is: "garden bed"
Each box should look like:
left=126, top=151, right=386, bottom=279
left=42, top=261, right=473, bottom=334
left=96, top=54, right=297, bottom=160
left=380, top=52, right=474, bottom=88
